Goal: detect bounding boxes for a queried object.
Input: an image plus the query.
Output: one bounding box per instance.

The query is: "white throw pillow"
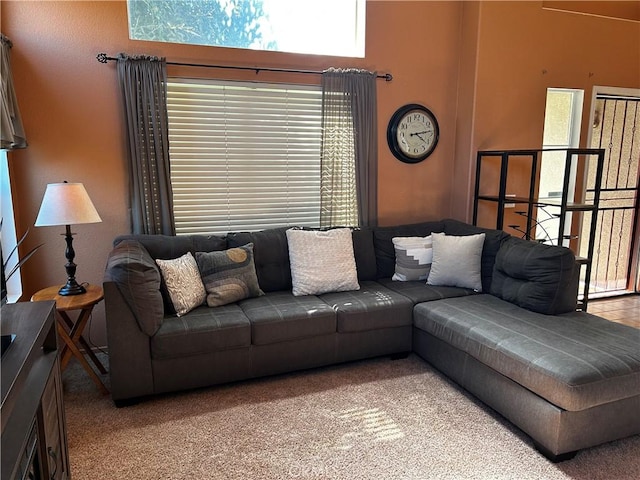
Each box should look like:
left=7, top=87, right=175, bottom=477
left=392, top=236, right=433, bottom=281
left=427, top=232, right=485, bottom=291
left=155, top=252, right=206, bottom=316
left=286, top=228, right=360, bottom=296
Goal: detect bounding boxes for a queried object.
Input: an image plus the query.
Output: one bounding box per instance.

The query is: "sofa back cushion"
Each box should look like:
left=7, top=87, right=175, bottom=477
left=114, top=233, right=227, bottom=260
left=373, top=221, right=445, bottom=278
left=442, top=219, right=510, bottom=293
left=104, top=240, right=164, bottom=336
left=227, top=226, right=378, bottom=292
left=227, top=227, right=292, bottom=292
left=351, top=227, right=377, bottom=281
left=491, top=236, right=578, bottom=314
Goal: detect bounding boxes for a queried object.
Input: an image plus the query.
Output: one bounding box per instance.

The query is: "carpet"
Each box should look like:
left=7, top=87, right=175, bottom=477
left=63, top=353, right=640, bottom=480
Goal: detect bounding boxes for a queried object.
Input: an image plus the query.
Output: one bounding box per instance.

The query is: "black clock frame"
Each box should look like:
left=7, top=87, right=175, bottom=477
left=387, top=103, right=440, bottom=164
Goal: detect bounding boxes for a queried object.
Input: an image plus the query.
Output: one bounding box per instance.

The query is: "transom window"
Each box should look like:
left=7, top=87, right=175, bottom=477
left=128, top=0, right=365, bottom=58
left=167, top=78, right=323, bottom=235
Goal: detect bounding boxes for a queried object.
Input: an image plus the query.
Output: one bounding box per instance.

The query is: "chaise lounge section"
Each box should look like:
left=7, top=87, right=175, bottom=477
left=103, top=219, right=640, bottom=461
left=413, top=294, right=640, bottom=460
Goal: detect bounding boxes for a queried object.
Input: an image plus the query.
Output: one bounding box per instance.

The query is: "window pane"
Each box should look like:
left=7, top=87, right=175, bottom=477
left=543, top=90, right=575, bottom=146
left=167, top=79, right=322, bottom=235
left=128, top=0, right=365, bottom=58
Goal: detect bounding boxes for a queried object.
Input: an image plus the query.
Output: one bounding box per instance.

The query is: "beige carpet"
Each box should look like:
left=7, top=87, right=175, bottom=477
left=63, top=354, right=640, bottom=480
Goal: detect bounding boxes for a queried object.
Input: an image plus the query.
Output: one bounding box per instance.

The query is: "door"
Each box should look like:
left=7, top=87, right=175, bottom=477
left=584, top=87, right=640, bottom=296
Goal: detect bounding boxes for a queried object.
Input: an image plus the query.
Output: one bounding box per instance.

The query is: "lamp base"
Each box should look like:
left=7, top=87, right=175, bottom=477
left=57, top=225, right=86, bottom=296
left=58, top=280, right=86, bottom=296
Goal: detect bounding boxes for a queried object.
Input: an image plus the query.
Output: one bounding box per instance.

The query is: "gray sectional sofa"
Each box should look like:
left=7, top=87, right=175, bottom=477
left=103, top=219, right=640, bottom=461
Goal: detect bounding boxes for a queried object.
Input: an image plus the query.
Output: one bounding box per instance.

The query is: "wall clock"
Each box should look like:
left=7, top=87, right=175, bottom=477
left=387, top=104, right=439, bottom=164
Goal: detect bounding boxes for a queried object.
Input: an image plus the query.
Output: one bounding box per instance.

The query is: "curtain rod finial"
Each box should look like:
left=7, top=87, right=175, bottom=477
left=96, top=53, right=108, bottom=64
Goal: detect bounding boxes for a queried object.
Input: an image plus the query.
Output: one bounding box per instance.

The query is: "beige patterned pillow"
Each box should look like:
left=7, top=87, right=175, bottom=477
left=155, top=252, right=206, bottom=316
left=286, top=228, right=360, bottom=296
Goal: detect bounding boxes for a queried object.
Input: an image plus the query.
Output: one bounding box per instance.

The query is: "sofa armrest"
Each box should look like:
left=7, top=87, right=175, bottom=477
left=104, top=281, right=155, bottom=401
left=104, top=239, right=164, bottom=336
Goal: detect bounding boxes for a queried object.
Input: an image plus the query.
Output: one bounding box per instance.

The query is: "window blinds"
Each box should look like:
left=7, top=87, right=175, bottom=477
left=167, top=78, right=322, bottom=235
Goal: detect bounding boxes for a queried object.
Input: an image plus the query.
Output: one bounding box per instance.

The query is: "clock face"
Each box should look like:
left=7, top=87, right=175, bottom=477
left=387, top=104, right=439, bottom=163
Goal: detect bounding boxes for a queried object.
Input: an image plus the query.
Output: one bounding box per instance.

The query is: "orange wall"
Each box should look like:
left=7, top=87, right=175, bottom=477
left=2, top=1, right=638, bottom=346
left=454, top=0, right=640, bottom=221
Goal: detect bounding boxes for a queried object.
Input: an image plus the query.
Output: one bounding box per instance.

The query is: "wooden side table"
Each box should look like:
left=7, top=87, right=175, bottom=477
left=31, top=284, right=109, bottom=395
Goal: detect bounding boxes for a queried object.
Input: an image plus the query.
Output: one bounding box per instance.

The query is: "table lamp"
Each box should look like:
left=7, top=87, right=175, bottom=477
left=35, top=181, right=102, bottom=296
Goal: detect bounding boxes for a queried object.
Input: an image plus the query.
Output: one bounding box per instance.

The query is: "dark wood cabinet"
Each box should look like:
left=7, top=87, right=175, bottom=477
left=1, top=301, right=70, bottom=480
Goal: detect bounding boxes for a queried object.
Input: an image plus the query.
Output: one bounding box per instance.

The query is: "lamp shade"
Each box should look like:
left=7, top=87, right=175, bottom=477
left=35, top=182, right=102, bottom=227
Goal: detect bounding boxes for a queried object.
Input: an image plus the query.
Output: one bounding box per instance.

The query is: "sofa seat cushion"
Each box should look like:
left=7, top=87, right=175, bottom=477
left=239, top=291, right=336, bottom=345
left=413, top=294, right=640, bottom=411
left=151, top=304, right=251, bottom=359
left=320, top=281, right=414, bottom=333
left=378, top=278, right=476, bottom=304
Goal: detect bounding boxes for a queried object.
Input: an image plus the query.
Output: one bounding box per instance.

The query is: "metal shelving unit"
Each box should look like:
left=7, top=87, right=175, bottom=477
left=472, top=148, right=604, bottom=311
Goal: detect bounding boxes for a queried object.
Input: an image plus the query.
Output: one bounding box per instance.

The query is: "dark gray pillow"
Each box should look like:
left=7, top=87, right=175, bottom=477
left=103, top=240, right=164, bottom=336
left=196, top=243, right=264, bottom=306
left=491, top=236, right=578, bottom=314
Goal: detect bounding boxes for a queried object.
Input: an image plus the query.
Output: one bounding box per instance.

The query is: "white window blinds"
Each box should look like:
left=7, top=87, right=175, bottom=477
left=167, top=79, right=322, bottom=235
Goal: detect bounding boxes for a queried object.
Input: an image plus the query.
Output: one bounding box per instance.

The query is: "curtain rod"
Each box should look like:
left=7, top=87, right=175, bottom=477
left=96, top=53, right=393, bottom=81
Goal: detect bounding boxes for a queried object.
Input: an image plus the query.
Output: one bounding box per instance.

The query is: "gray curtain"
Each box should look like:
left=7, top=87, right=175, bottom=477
left=320, top=68, right=378, bottom=228
left=1, top=34, right=27, bottom=150
left=117, top=53, right=175, bottom=235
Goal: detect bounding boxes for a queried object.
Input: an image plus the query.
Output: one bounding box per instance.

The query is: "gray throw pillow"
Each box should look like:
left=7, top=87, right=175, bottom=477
left=427, top=232, right=485, bottom=291
left=195, top=243, right=264, bottom=307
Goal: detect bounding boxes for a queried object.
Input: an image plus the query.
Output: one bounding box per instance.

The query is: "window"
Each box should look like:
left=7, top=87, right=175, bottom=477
left=128, top=0, right=365, bottom=58
left=167, top=79, right=323, bottom=235
left=1, top=150, right=22, bottom=302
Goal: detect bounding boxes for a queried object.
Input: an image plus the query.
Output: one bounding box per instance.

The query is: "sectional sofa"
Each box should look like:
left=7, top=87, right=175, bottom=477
left=103, top=219, right=640, bottom=461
